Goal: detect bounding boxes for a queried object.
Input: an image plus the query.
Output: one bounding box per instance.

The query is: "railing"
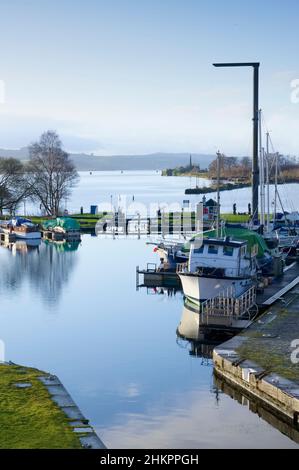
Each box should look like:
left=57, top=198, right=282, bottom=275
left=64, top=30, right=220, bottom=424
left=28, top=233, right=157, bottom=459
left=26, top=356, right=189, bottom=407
left=200, top=285, right=257, bottom=323
left=146, top=263, right=157, bottom=273
left=176, top=262, right=188, bottom=273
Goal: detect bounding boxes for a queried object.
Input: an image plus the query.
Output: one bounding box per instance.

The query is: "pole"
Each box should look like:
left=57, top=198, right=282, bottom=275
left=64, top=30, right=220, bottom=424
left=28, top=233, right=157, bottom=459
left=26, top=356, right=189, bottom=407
left=252, top=66, right=260, bottom=224
left=258, top=110, right=265, bottom=228
left=216, top=151, right=221, bottom=238
left=213, top=62, right=260, bottom=224
left=266, top=132, right=270, bottom=232
left=274, top=152, right=278, bottom=221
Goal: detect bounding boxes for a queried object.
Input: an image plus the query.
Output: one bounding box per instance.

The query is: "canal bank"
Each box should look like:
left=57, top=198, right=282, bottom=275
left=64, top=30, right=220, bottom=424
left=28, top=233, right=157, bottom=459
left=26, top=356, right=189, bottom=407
left=213, top=284, right=299, bottom=427
left=0, top=363, right=105, bottom=449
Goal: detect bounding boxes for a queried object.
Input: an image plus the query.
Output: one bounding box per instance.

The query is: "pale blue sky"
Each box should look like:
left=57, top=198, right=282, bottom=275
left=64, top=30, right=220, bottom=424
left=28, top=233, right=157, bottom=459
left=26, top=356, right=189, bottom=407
left=0, top=0, right=298, bottom=155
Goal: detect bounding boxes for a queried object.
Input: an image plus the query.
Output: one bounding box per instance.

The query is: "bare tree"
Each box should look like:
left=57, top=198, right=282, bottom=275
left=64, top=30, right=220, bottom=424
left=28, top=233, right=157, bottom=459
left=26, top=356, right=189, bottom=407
left=27, top=131, right=79, bottom=216
left=0, top=158, right=29, bottom=215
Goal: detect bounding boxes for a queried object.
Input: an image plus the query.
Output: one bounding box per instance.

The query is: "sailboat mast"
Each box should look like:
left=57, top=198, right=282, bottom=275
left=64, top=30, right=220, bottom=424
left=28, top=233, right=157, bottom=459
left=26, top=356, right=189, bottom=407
left=274, top=152, right=278, bottom=221
left=216, top=151, right=221, bottom=238
left=259, top=110, right=265, bottom=228
left=266, top=132, right=270, bottom=232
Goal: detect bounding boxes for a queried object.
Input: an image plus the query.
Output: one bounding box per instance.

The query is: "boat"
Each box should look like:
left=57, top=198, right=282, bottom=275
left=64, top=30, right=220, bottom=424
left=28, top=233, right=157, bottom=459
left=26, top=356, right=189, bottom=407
left=0, top=217, right=41, bottom=239
left=153, top=223, right=275, bottom=275
left=42, top=217, right=81, bottom=240
left=177, top=236, right=257, bottom=305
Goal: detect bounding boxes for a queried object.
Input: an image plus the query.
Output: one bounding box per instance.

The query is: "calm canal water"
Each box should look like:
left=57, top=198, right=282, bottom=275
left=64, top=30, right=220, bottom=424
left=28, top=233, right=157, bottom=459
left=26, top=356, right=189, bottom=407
left=0, top=235, right=298, bottom=448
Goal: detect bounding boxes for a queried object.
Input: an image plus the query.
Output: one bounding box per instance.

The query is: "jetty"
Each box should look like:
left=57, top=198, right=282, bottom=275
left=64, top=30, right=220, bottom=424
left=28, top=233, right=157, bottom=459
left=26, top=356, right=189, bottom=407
left=213, top=281, right=299, bottom=428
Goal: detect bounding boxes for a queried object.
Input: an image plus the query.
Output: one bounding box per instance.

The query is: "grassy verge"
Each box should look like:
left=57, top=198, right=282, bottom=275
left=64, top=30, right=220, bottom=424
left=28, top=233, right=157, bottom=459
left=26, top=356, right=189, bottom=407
left=221, top=213, right=250, bottom=223
left=0, top=363, right=82, bottom=449
left=236, top=302, right=299, bottom=384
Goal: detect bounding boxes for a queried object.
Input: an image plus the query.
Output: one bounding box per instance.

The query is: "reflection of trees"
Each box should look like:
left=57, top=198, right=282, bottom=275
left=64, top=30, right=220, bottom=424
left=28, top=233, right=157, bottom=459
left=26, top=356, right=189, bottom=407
left=0, top=241, right=79, bottom=304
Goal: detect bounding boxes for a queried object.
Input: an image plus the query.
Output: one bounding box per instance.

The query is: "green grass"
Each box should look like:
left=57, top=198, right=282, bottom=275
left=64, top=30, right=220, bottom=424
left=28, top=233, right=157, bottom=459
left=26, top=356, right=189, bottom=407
left=221, top=213, right=250, bottom=223
left=236, top=302, right=299, bottom=384
left=0, top=364, right=83, bottom=449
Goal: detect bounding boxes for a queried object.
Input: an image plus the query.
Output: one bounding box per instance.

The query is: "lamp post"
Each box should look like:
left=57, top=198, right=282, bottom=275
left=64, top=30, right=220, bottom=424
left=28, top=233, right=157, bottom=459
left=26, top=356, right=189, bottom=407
left=213, top=62, right=260, bottom=223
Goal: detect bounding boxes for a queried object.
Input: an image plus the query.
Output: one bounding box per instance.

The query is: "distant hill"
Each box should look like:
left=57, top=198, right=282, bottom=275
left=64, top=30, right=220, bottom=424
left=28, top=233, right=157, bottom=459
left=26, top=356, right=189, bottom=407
left=0, top=148, right=215, bottom=171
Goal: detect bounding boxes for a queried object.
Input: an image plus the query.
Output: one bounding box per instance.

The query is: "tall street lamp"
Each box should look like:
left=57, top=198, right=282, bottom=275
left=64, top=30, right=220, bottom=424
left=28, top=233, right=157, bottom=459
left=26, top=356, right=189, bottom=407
left=213, top=62, right=260, bottom=223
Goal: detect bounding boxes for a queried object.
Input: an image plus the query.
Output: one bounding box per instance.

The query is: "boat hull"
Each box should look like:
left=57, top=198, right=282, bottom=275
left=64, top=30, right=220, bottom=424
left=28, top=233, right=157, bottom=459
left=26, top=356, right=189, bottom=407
left=178, top=273, right=252, bottom=305
left=14, top=231, right=41, bottom=240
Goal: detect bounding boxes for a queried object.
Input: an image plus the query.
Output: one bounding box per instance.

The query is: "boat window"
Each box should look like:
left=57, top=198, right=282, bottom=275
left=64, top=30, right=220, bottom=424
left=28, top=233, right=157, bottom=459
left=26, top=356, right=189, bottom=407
left=194, top=245, right=204, bottom=254
left=208, top=245, right=218, bottom=255
left=223, top=245, right=234, bottom=256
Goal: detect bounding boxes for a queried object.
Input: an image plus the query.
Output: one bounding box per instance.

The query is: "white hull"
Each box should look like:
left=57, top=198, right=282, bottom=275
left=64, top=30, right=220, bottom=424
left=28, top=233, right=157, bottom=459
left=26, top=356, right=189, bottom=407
left=14, top=231, right=41, bottom=240
left=178, top=273, right=252, bottom=305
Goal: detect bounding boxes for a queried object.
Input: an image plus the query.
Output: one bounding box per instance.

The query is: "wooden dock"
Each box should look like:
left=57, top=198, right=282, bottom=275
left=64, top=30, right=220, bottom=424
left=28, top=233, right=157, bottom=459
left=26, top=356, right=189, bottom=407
left=136, top=264, right=181, bottom=289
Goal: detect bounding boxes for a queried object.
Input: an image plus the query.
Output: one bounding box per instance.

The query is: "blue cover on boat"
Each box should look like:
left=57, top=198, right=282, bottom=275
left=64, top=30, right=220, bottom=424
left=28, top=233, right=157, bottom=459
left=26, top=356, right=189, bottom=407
left=8, top=217, right=34, bottom=227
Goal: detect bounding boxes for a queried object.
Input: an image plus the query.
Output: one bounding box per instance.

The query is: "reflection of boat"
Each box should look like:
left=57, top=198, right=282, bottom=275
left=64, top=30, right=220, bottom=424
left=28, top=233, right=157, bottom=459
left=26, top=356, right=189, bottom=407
left=177, top=302, right=203, bottom=341
left=0, top=238, right=41, bottom=253
left=177, top=237, right=256, bottom=304
left=43, top=239, right=80, bottom=252
left=0, top=217, right=41, bottom=239
left=177, top=302, right=232, bottom=360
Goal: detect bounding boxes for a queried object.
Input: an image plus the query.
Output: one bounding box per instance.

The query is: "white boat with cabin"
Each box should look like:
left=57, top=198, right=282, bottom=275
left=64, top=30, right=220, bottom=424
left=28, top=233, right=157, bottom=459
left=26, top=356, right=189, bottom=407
left=177, top=237, right=257, bottom=305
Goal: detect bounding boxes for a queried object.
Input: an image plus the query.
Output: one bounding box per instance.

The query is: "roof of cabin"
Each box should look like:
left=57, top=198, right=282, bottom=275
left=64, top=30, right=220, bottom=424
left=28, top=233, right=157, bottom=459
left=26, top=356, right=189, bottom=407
left=193, top=237, right=246, bottom=248
left=204, top=199, right=218, bottom=207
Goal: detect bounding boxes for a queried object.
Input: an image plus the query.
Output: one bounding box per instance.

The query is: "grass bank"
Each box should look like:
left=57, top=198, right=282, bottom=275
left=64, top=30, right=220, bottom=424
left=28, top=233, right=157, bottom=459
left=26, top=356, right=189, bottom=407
left=0, top=363, right=82, bottom=449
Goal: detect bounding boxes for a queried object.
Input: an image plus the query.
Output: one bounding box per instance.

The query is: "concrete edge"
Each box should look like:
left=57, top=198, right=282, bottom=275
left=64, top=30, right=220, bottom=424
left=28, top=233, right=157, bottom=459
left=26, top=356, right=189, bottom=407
left=213, top=342, right=299, bottom=426
left=38, top=375, right=106, bottom=449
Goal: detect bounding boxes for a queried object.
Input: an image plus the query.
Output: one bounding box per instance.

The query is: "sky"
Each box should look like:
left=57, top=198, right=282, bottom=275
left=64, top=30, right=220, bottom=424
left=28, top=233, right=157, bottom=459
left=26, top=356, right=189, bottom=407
left=0, top=0, right=299, bottom=156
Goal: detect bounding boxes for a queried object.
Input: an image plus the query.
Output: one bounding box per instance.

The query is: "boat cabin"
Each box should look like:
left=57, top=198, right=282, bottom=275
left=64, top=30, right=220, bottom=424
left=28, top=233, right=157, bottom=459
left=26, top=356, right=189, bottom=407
left=188, top=237, right=255, bottom=278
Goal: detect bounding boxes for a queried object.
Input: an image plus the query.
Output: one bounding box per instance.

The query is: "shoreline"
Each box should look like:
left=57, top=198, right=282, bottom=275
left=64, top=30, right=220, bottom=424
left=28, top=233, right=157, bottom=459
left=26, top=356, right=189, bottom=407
left=0, top=362, right=105, bottom=449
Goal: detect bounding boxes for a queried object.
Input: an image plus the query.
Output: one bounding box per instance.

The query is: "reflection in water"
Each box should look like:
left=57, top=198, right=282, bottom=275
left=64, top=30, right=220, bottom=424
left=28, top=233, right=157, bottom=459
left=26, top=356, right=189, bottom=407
left=177, top=303, right=299, bottom=447
left=176, top=301, right=233, bottom=361
left=214, top=374, right=299, bottom=446
left=0, top=239, right=80, bottom=304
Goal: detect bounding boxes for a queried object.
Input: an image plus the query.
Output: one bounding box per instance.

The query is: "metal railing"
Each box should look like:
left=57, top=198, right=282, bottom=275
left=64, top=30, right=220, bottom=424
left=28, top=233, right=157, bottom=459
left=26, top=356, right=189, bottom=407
left=200, top=285, right=257, bottom=322
left=176, top=262, right=188, bottom=273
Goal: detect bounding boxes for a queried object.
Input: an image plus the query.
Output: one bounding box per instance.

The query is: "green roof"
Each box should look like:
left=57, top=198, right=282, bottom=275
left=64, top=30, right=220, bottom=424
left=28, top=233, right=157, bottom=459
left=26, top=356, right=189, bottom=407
left=42, top=217, right=80, bottom=231
left=183, top=226, right=268, bottom=258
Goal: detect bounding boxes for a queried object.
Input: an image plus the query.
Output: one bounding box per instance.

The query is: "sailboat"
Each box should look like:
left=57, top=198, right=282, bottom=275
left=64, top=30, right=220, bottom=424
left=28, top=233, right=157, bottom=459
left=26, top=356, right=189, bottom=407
left=260, top=126, right=299, bottom=255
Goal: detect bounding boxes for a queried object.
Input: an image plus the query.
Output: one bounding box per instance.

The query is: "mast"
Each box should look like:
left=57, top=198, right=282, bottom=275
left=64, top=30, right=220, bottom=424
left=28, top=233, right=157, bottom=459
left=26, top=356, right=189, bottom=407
left=252, top=65, right=260, bottom=224
left=259, top=109, right=265, bottom=228
left=216, top=151, right=221, bottom=237
left=274, top=152, right=278, bottom=221
left=266, top=132, right=270, bottom=232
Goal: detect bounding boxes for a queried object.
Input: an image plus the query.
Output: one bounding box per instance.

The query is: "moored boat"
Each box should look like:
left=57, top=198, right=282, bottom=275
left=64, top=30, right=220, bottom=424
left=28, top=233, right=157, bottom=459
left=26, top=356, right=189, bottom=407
left=0, top=217, right=41, bottom=239
left=177, top=237, right=257, bottom=305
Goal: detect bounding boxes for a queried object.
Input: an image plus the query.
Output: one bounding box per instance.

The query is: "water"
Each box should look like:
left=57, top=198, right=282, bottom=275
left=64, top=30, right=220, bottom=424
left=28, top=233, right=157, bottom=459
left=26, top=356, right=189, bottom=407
left=0, top=235, right=298, bottom=449
left=23, top=170, right=299, bottom=215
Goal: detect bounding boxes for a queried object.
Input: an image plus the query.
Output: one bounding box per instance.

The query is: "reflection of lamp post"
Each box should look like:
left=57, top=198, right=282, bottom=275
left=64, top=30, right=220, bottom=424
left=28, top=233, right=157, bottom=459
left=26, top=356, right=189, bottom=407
left=213, top=62, right=260, bottom=223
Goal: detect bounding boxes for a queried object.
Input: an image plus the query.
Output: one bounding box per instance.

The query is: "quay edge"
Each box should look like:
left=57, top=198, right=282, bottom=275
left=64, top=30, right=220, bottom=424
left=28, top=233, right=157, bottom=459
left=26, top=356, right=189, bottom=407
left=213, top=286, right=299, bottom=426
